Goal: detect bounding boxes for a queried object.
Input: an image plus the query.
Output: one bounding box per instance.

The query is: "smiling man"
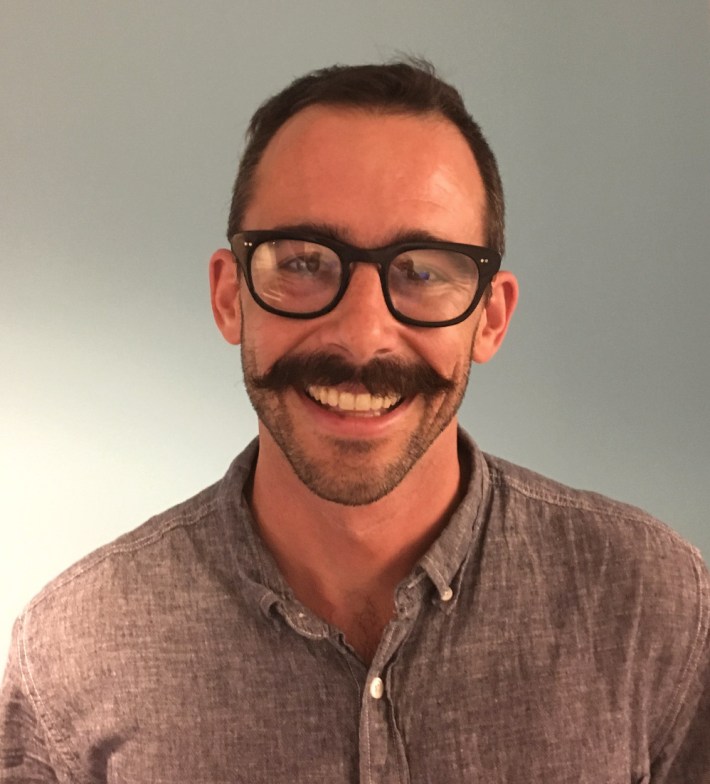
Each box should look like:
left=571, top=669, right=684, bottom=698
left=208, top=101, right=517, bottom=663
left=2, top=61, right=709, bottom=783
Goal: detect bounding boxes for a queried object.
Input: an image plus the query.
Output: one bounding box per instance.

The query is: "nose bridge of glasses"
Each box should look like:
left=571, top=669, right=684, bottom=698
left=340, top=242, right=396, bottom=288
left=342, top=256, right=387, bottom=296
left=335, top=242, right=386, bottom=289
left=343, top=256, right=384, bottom=282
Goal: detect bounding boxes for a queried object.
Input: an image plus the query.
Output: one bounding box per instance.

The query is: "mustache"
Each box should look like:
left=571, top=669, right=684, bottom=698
left=249, top=352, right=455, bottom=398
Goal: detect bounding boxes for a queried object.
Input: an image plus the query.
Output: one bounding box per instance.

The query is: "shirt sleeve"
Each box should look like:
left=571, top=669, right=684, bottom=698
left=650, top=560, right=710, bottom=783
left=0, top=617, right=60, bottom=783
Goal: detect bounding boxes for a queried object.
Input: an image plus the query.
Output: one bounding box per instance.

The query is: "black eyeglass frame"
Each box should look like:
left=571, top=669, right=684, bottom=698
left=229, top=230, right=501, bottom=328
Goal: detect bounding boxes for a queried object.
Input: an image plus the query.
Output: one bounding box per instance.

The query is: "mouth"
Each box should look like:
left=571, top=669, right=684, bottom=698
left=305, top=384, right=403, bottom=416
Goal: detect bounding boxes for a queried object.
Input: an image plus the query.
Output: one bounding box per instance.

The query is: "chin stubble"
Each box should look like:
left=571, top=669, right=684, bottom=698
left=240, top=341, right=470, bottom=506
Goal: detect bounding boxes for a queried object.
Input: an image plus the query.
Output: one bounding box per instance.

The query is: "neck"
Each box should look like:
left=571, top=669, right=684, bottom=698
left=247, top=422, right=465, bottom=661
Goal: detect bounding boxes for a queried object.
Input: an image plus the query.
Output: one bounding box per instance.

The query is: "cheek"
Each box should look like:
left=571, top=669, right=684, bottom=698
left=241, top=306, right=317, bottom=368
left=417, top=326, right=477, bottom=378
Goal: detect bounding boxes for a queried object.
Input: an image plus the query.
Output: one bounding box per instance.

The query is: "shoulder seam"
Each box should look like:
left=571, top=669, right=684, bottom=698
left=25, top=498, right=218, bottom=613
left=649, top=555, right=710, bottom=759
left=16, top=496, right=219, bottom=778
left=488, top=465, right=702, bottom=558
left=17, top=612, right=77, bottom=778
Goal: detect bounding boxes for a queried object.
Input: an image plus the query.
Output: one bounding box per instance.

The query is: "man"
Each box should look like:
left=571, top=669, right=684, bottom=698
left=1, top=61, right=708, bottom=783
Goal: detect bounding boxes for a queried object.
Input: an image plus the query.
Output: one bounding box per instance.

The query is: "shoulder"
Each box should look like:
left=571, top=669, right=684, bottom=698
left=24, top=479, right=221, bottom=618
left=479, top=449, right=709, bottom=661
left=483, top=450, right=706, bottom=579
left=17, top=442, right=258, bottom=662
left=480, top=451, right=709, bottom=755
left=25, top=440, right=258, bottom=608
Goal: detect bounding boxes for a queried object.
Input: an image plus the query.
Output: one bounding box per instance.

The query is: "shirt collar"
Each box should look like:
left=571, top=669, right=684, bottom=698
left=216, top=428, right=491, bottom=616
left=416, top=428, right=491, bottom=611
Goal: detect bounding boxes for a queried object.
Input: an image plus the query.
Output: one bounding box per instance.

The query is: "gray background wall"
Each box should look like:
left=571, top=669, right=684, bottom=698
left=2, top=1, right=708, bottom=658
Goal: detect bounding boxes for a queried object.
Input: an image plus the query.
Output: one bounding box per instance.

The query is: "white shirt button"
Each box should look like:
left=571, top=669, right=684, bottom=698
left=369, top=676, right=384, bottom=700
left=441, top=587, right=453, bottom=602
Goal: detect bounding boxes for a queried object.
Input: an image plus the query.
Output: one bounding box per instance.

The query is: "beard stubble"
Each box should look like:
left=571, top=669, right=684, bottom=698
left=240, top=340, right=472, bottom=506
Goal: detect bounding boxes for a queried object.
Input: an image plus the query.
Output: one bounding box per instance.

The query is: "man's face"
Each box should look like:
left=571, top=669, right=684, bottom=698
left=234, top=106, right=491, bottom=505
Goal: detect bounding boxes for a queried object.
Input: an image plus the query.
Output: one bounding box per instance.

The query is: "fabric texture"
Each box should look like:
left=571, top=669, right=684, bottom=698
left=1, top=430, right=708, bottom=783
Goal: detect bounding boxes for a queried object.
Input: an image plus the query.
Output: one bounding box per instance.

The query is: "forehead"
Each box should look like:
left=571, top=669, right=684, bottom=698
left=243, top=105, right=487, bottom=248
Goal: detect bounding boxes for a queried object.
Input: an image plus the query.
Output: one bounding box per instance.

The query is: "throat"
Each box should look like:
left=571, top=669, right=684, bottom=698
left=320, top=592, right=395, bottom=665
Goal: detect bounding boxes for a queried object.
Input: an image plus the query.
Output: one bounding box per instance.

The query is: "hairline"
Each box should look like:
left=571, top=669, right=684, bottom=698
left=234, top=101, right=490, bottom=246
left=227, top=60, right=505, bottom=256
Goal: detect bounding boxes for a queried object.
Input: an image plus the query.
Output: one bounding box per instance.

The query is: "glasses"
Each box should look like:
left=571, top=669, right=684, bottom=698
left=230, top=230, right=501, bottom=328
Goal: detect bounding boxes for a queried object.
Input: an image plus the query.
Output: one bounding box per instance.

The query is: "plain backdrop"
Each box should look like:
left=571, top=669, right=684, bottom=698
left=2, top=1, right=709, bottom=658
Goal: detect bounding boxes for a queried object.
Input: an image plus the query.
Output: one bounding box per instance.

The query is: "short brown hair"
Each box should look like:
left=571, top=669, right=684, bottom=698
left=227, top=59, right=505, bottom=256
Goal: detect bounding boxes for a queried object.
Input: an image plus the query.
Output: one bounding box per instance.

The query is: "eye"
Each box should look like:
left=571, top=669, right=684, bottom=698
left=391, top=255, right=443, bottom=284
left=264, top=240, right=340, bottom=281
left=279, top=252, right=324, bottom=275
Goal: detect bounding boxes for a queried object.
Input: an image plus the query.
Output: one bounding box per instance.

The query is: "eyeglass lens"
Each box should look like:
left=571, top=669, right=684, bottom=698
left=249, top=238, right=480, bottom=323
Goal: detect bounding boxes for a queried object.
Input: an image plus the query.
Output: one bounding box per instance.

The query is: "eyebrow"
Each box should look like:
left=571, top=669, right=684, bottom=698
left=267, top=221, right=451, bottom=248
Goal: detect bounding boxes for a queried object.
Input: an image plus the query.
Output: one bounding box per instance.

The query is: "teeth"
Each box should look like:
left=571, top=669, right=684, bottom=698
left=339, top=391, right=355, bottom=410
left=306, top=385, right=401, bottom=413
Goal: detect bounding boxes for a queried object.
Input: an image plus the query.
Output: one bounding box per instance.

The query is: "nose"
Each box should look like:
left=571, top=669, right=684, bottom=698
left=323, top=262, right=399, bottom=363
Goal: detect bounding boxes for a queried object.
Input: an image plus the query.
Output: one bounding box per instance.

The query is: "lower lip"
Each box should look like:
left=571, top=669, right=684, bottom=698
left=297, top=389, right=412, bottom=438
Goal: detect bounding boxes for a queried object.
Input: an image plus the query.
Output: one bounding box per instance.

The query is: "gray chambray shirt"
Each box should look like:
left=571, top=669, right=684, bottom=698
left=1, top=430, right=709, bottom=783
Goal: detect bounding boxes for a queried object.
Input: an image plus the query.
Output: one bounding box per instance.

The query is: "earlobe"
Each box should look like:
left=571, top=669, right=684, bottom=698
left=471, top=271, right=519, bottom=364
left=209, top=249, right=242, bottom=345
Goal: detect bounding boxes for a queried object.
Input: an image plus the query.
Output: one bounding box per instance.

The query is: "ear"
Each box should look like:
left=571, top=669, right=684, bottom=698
left=209, top=249, right=242, bottom=345
left=471, top=270, right=518, bottom=364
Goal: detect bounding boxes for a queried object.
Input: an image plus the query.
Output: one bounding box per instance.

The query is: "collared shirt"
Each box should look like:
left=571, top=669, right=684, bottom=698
left=1, top=431, right=709, bottom=783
